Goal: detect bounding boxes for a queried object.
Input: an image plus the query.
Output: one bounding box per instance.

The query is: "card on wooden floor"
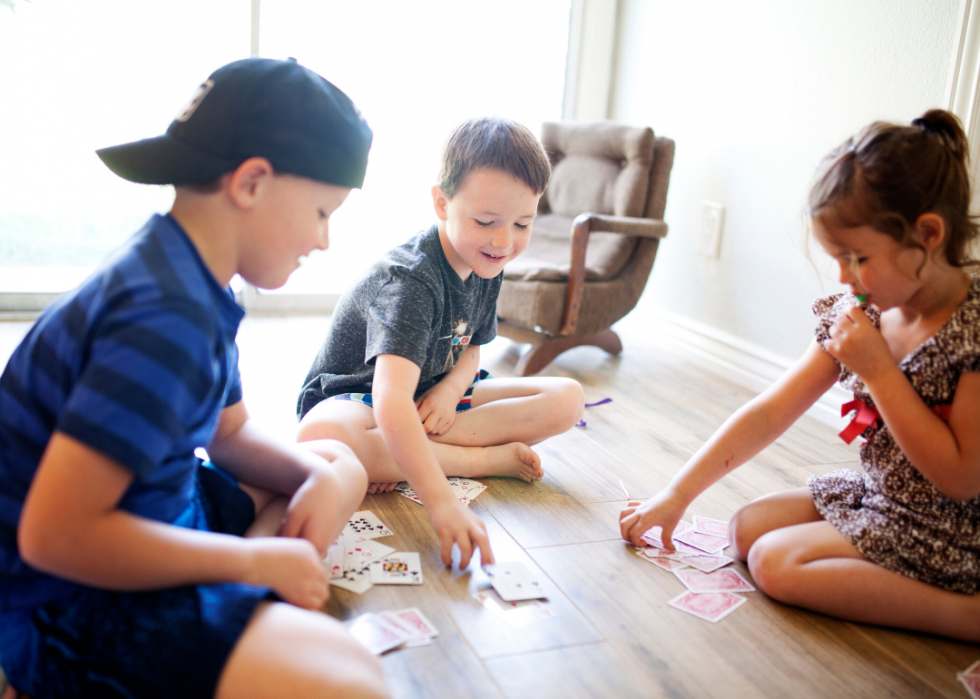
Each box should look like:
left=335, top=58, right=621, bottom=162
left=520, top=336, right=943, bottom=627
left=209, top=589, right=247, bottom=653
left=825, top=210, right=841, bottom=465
left=370, top=552, right=423, bottom=585
left=322, top=536, right=345, bottom=579
left=963, top=660, right=980, bottom=678
left=384, top=607, right=439, bottom=644
left=674, top=529, right=729, bottom=554
left=680, top=553, right=733, bottom=573
left=330, top=564, right=374, bottom=594
left=472, top=588, right=557, bottom=629
left=669, top=591, right=746, bottom=623
left=486, top=561, right=546, bottom=601
left=674, top=568, right=755, bottom=593
left=345, top=539, right=395, bottom=571
left=347, top=613, right=409, bottom=654
left=692, top=515, right=730, bottom=540
left=960, top=671, right=980, bottom=699
left=343, top=511, right=393, bottom=542
left=635, top=548, right=689, bottom=572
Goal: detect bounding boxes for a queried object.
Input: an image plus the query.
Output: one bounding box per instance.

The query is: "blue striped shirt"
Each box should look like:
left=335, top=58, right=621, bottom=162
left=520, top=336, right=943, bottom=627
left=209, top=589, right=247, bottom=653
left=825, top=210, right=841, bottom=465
left=0, top=214, right=245, bottom=611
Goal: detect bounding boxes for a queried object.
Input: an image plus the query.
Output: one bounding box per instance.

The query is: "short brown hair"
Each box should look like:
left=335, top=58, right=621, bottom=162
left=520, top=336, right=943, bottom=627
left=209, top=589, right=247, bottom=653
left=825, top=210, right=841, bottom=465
left=808, top=109, right=979, bottom=270
left=437, top=117, right=551, bottom=200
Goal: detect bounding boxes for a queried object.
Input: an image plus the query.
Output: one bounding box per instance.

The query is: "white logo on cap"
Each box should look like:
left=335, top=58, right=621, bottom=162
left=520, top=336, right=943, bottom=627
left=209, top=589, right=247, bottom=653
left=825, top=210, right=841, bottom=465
left=174, top=79, right=215, bottom=123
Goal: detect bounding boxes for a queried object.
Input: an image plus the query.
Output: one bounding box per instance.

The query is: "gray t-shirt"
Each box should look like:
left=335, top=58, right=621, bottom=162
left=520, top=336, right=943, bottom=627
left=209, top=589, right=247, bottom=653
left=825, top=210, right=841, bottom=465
left=297, top=224, right=501, bottom=419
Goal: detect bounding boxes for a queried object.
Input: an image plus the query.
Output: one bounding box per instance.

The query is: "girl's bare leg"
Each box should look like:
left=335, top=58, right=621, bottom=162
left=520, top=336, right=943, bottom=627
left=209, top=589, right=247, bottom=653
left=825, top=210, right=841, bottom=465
left=728, top=487, right=824, bottom=559
left=747, top=518, right=980, bottom=642
left=216, top=602, right=390, bottom=699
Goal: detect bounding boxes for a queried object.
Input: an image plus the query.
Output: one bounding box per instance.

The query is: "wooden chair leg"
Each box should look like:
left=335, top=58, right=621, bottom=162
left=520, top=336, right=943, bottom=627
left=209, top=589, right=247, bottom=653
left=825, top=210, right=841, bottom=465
left=514, top=329, right=623, bottom=376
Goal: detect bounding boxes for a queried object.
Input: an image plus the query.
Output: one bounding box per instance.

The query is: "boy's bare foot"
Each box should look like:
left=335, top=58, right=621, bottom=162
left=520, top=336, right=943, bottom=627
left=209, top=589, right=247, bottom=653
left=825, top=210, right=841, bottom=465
left=475, top=443, right=543, bottom=483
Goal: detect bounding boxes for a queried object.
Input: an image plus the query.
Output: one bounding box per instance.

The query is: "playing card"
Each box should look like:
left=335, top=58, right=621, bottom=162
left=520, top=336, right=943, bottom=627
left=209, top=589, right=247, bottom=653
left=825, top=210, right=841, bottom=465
left=398, top=487, right=424, bottom=505
left=385, top=607, right=439, bottom=641
left=342, top=511, right=393, bottom=542
left=472, top=588, right=557, bottom=629
left=322, top=536, right=345, bottom=579
left=963, top=661, right=980, bottom=678
left=959, top=671, right=980, bottom=699
left=680, top=553, right=734, bottom=573
left=674, top=529, right=729, bottom=555
left=345, top=539, right=396, bottom=571
left=347, top=613, right=409, bottom=654
left=641, top=521, right=693, bottom=548
left=692, top=515, right=730, bottom=539
left=669, top=590, right=746, bottom=623
left=448, top=477, right=487, bottom=502
left=370, top=552, right=423, bottom=585
left=635, top=548, right=689, bottom=572
left=486, top=561, right=547, bottom=601
left=330, top=565, right=374, bottom=594
left=674, top=568, right=755, bottom=593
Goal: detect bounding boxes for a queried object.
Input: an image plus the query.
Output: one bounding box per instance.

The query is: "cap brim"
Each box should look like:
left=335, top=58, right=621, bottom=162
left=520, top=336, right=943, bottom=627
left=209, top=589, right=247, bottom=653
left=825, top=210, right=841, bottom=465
left=96, top=134, right=242, bottom=186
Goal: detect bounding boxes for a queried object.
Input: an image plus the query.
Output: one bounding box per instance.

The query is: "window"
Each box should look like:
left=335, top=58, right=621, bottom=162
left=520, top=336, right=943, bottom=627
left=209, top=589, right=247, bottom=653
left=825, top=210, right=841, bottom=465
left=0, top=0, right=570, bottom=313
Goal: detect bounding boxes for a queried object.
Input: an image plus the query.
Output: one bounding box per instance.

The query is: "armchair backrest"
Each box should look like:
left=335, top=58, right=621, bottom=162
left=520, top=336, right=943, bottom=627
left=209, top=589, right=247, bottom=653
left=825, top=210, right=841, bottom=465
left=540, top=121, right=656, bottom=219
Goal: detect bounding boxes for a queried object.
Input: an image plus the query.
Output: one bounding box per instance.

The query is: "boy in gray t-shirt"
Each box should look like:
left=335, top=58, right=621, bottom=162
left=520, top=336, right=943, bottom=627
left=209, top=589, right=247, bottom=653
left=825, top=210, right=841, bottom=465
left=297, top=118, right=585, bottom=567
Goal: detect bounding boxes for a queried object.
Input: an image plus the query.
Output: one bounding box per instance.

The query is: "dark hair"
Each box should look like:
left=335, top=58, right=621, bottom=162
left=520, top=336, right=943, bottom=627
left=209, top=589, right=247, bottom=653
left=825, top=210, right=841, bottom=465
left=808, top=109, right=979, bottom=270
left=437, top=117, right=551, bottom=199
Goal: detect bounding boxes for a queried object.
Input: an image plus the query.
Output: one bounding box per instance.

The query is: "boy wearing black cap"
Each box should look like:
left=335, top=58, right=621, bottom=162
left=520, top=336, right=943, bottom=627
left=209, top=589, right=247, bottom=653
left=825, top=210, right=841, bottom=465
left=296, top=117, right=585, bottom=570
left=0, top=58, right=389, bottom=699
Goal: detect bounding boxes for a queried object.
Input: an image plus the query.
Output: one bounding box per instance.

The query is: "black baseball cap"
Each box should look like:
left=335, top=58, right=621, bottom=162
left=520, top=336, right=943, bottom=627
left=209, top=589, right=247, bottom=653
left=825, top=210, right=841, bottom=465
left=97, top=57, right=373, bottom=188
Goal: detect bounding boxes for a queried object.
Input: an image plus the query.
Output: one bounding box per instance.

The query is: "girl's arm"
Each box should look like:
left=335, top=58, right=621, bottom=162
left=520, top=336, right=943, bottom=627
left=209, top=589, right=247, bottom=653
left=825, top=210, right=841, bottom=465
left=620, top=340, right=840, bottom=547
left=827, top=309, right=980, bottom=500
left=415, top=345, right=481, bottom=435
left=206, top=400, right=366, bottom=553
left=18, top=433, right=329, bottom=608
left=372, top=353, right=494, bottom=567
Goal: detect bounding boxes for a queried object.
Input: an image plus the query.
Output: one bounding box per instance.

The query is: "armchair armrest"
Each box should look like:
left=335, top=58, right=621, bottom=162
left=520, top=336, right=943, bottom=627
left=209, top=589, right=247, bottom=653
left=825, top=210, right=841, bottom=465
left=560, top=213, right=668, bottom=336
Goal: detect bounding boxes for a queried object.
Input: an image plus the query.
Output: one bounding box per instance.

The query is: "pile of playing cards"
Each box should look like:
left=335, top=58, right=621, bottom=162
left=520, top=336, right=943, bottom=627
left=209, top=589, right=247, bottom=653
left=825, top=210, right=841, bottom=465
left=324, top=511, right=424, bottom=594
left=960, top=660, right=980, bottom=699
left=346, top=607, right=439, bottom=654
left=395, top=477, right=487, bottom=507
left=637, top=515, right=755, bottom=623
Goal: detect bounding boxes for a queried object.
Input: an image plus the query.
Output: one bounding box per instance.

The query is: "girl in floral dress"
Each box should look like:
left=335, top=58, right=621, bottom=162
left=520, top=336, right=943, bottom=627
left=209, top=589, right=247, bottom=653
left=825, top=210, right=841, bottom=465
left=621, top=109, right=980, bottom=642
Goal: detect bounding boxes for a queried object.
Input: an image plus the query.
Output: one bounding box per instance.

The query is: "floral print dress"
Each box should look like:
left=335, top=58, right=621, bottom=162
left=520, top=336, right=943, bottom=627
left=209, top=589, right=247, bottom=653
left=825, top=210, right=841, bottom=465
left=808, top=277, right=980, bottom=594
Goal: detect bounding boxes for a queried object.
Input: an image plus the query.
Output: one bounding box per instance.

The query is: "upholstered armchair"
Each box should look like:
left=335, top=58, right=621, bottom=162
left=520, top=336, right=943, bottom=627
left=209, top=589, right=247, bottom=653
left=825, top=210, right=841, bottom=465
left=496, top=121, right=675, bottom=375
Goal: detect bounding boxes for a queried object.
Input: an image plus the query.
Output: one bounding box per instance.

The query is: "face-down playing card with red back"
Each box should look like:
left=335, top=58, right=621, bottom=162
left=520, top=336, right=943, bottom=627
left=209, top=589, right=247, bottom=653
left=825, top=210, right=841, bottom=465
left=675, top=568, right=755, bottom=593
left=669, top=591, right=747, bottom=623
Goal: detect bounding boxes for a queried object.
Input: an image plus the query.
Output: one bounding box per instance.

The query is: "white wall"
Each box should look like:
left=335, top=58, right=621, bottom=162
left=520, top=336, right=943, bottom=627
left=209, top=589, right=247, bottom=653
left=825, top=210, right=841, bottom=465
left=611, top=0, right=963, bottom=362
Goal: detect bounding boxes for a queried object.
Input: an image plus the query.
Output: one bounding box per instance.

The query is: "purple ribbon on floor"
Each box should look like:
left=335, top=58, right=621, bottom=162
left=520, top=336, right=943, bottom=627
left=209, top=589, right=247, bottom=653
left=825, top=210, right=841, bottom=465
left=576, top=397, right=613, bottom=428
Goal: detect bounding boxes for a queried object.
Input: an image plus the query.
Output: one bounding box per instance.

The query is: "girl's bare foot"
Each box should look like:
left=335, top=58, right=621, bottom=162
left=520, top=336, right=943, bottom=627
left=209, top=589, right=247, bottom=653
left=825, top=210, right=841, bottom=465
left=367, top=482, right=400, bottom=495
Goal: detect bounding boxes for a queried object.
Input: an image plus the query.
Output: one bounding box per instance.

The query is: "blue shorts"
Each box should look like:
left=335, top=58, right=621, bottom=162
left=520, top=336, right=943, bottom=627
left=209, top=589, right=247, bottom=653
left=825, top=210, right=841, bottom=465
left=0, top=465, right=270, bottom=699
left=328, top=369, right=493, bottom=412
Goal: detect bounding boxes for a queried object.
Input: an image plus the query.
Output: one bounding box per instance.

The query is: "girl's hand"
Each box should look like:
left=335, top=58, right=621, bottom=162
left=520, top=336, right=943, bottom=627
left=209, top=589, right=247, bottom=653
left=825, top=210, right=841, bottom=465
left=415, top=382, right=463, bottom=435
left=824, top=307, right=895, bottom=381
left=619, top=489, right=688, bottom=549
left=247, top=537, right=329, bottom=610
left=428, top=498, right=494, bottom=568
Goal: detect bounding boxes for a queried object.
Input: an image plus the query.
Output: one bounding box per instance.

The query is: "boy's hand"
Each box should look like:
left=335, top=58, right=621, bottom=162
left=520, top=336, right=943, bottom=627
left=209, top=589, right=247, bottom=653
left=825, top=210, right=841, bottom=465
left=247, top=537, right=329, bottom=609
left=428, top=498, right=494, bottom=568
left=619, top=488, right=688, bottom=549
left=415, top=381, right=464, bottom=436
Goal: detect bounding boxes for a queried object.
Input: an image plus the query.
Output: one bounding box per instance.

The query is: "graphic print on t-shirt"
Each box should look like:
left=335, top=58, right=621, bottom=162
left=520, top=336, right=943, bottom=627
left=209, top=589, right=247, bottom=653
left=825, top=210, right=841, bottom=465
left=441, top=319, right=473, bottom=372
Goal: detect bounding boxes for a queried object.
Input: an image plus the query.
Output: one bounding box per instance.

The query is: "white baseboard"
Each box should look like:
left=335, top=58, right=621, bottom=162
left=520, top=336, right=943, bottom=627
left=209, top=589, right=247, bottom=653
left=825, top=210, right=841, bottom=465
left=624, top=307, right=849, bottom=430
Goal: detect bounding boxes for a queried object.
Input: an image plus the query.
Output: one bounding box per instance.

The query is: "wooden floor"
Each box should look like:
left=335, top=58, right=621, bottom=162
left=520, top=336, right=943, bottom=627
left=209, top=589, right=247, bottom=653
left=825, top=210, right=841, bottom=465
left=2, top=314, right=978, bottom=698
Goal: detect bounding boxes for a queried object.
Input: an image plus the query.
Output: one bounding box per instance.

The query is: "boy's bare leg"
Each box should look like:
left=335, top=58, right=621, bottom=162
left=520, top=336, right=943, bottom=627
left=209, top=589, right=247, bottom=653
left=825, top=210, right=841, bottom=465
left=296, top=377, right=584, bottom=489
left=746, top=519, right=980, bottom=642
left=239, top=439, right=368, bottom=544
left=434, top=377, right=584, bottom=447
left=216, top=602, right=390, bottom=699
